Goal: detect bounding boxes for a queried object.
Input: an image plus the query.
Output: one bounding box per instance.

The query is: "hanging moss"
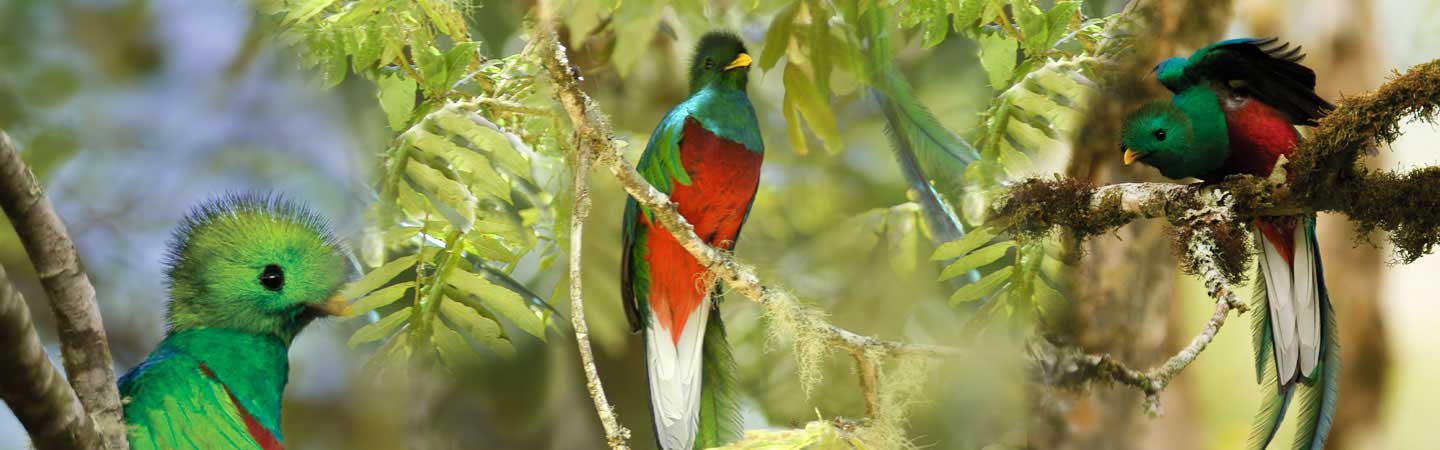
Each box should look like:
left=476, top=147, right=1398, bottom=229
left=1329, top=166, right=1440, bottom=262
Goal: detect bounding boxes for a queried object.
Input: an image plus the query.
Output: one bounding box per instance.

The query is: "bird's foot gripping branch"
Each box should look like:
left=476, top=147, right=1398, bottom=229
left=998, top=58, right=1440, bottom=414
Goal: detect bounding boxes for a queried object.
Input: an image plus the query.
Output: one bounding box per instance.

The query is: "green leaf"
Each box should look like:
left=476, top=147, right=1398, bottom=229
left=782, top=65, right=842, bottom=153
left=348, top=306, right=413, bottom=348
left=432, top=320, right=482, bottom=369
left=440, top=297, right=516, bottom=358
left=953, top=0, right=986, bottom=32
left=921, top=5, right=950, bottom=48
left=378, top=75, right=417, bottom=130
left=405, top=161, right=477, bottom=230
left=284, top=0, right=336, bottom=24
left=447, top=269, right=546, bottom=340
left=610, top=0, right=663, bottom=78
left=782, top=99, right=809, bottom=155
left=1044, top=1, right=1081, bottom=49
left=350, top=283, right=414, bottom=316
left=760, top=2, right=798, bottom=70
left=978, top=32, right=1018, bottom=89
left=442, top=41, right=481, bottom=89
left=1011, top=1, right=1047, bottom=56
left=341, top=255, right=419, bottom=299
left=938, top=241, right=1015, bottom=281
left=931, top=226, right=998, bottom=260
left=1033, top=276, right=1067, bottom=315
left=950, top=266, right=1013, bottom=304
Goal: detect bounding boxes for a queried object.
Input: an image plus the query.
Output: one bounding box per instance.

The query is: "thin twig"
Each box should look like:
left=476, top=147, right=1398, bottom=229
left=0, top=265, right=103, bottom=450
left=0, top=130, right=128, bottom=450
left=534, top=5, right=631, bottom=448
left=1073, top=228, right=1246, bottom=416
left=566, top=131, right=632, bottom=449
left=532, top=15, right=963, bottom=440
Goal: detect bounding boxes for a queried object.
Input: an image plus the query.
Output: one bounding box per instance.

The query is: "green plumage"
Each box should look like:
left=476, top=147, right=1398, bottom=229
left=693, top=305, right=741, bottom=449
left=1247, top=219, right=1339, bottom=450
left=119, top=194, right=348, bottom=450
left=621, top=31, right=758, bottom=450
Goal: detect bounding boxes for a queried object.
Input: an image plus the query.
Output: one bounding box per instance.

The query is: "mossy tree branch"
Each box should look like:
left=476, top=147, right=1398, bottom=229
left=533, top=21, right=961, bottom=438
left=0, top=130, right=128, bottom=450
left=999, top=59, right=1440, bottom=413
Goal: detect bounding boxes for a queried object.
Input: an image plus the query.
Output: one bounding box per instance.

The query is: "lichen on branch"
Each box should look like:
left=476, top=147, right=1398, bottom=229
left=997, top=58, right=1440, bottom=413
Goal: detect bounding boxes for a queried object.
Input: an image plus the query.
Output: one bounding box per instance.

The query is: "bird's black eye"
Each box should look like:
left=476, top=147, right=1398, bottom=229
left=259, top=264, right=284, bottom=291
left=1153, top=129, right=1167, bottom=141
left=703, top=57, right=715, bottom=70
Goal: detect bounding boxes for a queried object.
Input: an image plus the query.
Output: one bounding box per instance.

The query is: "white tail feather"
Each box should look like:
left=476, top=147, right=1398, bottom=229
left=646, top=299, right=711, bottom=450
left=1293, top=225, right=1322, bottom=378
left=1256, top=225, right=1299, bottom=383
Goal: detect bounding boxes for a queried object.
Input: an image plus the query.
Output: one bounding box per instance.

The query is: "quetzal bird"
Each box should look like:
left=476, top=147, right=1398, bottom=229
left=118, top=194, right=351, bottom=450
left=1120, top=38, right=1338, bottom=450
left=620, top=31, right=761, bottom=450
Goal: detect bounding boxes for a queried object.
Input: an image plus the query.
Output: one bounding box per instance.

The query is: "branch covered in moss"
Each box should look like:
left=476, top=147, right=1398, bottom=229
left=0, top=130, right=128, bottom=450
left=534, top=23, right=960, bottom=437
left=0, top=265, right=104, bottom=450
left=994, top=59, right=1440, bottom=259
left=1007, top=59, right=1440, bottom=414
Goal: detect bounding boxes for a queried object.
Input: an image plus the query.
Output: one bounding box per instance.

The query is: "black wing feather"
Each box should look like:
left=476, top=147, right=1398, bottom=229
left=1188, top=38, right=1334, bottom=126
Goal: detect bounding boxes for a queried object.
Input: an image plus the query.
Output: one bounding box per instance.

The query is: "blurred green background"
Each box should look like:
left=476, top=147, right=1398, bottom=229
left=1, top=0, right=1439, bottom=449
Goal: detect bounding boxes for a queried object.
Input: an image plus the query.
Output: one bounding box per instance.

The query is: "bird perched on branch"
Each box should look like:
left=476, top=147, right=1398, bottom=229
left=119, top=194, right=352, bottom=450
left=620, top=31, right=762, bottom=450
left=1120, top=38, right=1337, bottom=450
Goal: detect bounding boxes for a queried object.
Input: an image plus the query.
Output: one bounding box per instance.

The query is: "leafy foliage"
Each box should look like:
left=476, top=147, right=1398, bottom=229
left=258, top=0, right=565, bottom=374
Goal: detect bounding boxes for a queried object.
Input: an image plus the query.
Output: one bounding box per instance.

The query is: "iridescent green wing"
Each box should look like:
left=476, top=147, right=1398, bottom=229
left=120, top=350, right=262, bottom=450
left=620, top=108, right=691, bottom=332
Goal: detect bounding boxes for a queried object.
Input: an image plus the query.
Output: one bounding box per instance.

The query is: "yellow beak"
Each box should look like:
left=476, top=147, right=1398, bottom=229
left=723, top=53, right=752, bottom=71
left=311, top=293, right=354, bottom=317
left=1123, top=148, right=1141, bottom=165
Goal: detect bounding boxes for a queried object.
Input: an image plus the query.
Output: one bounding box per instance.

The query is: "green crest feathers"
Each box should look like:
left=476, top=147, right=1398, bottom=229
left=163, top=192, right=347, bottom=339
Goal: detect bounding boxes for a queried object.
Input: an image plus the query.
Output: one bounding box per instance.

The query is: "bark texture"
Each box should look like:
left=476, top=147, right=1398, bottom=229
left=0, top=130, right=127, bottom=449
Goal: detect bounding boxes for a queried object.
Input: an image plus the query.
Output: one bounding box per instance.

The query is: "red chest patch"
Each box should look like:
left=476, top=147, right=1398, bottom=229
left=641, top=118, right=763, bottom=344
left=1220, top=99, right=1300, bottom=177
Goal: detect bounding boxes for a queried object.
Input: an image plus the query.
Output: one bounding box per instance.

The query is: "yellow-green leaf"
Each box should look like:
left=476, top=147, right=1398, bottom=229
left=441, top=297, right=515, bottom=358
left=931, top=226, right=998, bottom=260
left=447, top=269, right=546, bottom=340
left=378, top=75, right=417, bottom=130
left=950, top=267, right=1013, bottom=304
left=405, top=161, right=477, bottom=230
left=759, top=2, right=798, bottom=70
left=341, top=255, right=418, bottom=299
left=432, top=321, right=482, bottom=370
left=782, top=65, right=842, bottom=153
left=978, top=33, right=1017, bottom=89
left=939, top=241, right=1015, bottom=281
left=348, top=306, right=412, bottom=348
left=350, top=283, right=414, bottom=316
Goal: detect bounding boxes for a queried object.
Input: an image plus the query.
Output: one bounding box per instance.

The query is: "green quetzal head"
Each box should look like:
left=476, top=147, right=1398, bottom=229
left=1120, top=100, right=1219, bottom=180
left=688, top=31, right=752, bottom=93
left=163, top=194, right=351, bottom=341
